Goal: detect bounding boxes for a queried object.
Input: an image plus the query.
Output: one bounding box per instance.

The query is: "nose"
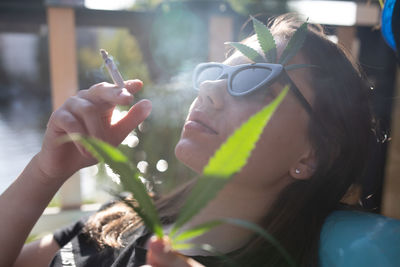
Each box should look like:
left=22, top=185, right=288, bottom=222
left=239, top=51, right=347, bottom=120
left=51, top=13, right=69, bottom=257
left=197, top=79, right=226, bottom=110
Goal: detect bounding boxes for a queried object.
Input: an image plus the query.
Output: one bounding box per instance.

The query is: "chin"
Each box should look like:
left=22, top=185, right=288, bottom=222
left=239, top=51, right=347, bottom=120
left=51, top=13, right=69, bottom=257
left=175, top=138, right=211, bottom=174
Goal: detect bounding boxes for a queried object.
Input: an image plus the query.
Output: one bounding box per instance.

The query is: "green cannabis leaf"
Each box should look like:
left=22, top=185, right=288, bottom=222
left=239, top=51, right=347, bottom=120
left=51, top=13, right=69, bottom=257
left=67, top=134, right=164, bottom=238
left=172, top=220, right=222, bottom=243
left=225, top=42, right=264, bottom=63
left=171, top=86, right=289, bottom=236
left=228, top=17, right=309, bottom=74
left=378, top=0, right=384, bottom=9
left=252, top=16, right=277, bottom=63
left=203, top=86, right=288, bottom=177
left=279, top=22, right=308, bottom=65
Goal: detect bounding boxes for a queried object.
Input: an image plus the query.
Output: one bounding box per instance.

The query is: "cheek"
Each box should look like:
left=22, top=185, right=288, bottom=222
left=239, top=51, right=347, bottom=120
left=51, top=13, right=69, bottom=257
left=238, top=110, right=310, bottom=185
left=239, top=128, right=290, bottom=185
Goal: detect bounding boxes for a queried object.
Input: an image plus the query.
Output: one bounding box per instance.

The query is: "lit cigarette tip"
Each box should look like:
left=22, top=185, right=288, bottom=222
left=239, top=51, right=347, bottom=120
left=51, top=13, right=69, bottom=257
left=100, top=49, right=108, bottom=61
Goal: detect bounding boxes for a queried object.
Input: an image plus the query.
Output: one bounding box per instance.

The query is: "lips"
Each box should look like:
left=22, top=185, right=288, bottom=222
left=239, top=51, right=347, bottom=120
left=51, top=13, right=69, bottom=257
left=185, top=111, right=218, bottom=135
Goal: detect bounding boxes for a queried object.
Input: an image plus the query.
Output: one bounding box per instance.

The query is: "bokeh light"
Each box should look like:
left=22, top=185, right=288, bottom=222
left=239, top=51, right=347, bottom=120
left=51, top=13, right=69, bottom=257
left=156, top=159, right=168, bottom=172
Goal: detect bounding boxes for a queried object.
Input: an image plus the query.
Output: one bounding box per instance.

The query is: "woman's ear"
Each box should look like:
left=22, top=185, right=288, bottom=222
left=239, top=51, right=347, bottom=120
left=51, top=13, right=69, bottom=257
left=289, top=149, right=316, bottom=180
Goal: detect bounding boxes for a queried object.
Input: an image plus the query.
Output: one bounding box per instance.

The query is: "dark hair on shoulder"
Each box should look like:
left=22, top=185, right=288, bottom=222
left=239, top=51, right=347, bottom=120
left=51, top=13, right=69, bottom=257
left=83, top=180, right=195, bottom=249
left=83, top=200, right=142, bottom=249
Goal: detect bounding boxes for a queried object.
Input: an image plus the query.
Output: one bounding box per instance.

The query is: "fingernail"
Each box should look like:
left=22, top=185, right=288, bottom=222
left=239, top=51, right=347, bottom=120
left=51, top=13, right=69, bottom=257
left=126, top=79, right=142, bottom=87
left=131, top=79, right=143, bottom=86
left=142, top=100, right=152, bottom=109
left=142, top=101, right=152, bottom=116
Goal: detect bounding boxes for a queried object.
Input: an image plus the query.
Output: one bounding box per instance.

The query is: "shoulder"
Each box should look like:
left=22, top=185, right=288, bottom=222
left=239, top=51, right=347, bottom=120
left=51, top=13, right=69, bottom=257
left=50, top=223, right=150, bottom=267
left=319, top=210, right=400, bottom=267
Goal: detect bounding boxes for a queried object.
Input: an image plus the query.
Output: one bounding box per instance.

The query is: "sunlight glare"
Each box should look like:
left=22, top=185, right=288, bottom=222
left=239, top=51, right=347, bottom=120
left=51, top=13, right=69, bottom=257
left=288, top=0, right=357, bottom=26
left=156, top=159, right=168, bottom=172
left=105, top=164, right=121, bottom=184
left=122, top=132, right=139, bottom=148
left=85, top=0, right=136, bottom=10
left=137, top=161, right=149, bottom=173
left=111, top=109, right=128, bottom=125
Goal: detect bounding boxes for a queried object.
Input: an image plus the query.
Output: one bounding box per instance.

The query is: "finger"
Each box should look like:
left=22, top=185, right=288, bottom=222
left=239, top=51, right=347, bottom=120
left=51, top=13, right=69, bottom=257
left=146, top=237, right=181, bottom=267
left=78, top=82, right=134, bottom=106
left=110, top=99, right=152, bottom=145
left=48, top=109, right=91, bottom=158
left=64, top=96, right=106, bottom=141
left=124, top=79, right=144, bottom=95
left=146, top=237, right=204, bottom=267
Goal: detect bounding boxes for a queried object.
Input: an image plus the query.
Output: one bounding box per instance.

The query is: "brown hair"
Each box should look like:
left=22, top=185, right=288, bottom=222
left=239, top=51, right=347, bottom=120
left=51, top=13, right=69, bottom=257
left=83, top=180, right=195, bottom=249
left=236, top=14, right=374, bottom=266
left=84, top=13, right=375, bottom=266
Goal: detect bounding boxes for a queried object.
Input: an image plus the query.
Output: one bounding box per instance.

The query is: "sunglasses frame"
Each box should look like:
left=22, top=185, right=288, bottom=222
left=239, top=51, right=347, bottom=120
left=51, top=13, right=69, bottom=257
left=193, top=62, right=312, bottom=114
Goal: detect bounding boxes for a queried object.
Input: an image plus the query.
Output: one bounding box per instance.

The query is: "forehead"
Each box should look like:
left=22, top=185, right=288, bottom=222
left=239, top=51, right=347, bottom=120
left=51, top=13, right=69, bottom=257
left=223, top=37, right=262, bottom=66
left=223, top=51, right=253, bottom=66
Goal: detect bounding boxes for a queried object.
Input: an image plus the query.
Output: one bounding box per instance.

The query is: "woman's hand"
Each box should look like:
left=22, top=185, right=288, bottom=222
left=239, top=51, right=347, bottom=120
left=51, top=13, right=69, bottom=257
left=142, top=236, right=205, bottom=267
left=35, top=79, right=152, bottom=183
left=0, top=80, right=151, bottom=267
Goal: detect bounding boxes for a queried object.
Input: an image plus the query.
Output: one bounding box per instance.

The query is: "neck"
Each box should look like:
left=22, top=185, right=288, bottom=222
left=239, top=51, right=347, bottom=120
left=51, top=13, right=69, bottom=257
left=175, top=174, right=285, bottom=256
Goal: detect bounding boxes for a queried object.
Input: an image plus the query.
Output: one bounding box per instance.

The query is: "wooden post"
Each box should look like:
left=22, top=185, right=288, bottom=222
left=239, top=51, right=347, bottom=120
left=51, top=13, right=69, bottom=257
left=47, top=7, right=81, bottom=209
left=208, top=15, right=233, bottom=62
left=382, top=67, right=400, bottom=219
left=47, top=7, right=78, bottom=109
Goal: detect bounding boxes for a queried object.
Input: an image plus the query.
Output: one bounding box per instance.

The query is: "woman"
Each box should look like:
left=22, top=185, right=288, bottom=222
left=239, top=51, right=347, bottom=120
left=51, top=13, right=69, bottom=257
left=0, top=14, right=374, bottom=266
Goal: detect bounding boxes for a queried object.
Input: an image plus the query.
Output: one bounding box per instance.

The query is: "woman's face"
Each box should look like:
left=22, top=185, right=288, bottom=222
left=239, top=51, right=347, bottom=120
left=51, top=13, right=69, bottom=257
left=175, top=47, right=315, bottom=187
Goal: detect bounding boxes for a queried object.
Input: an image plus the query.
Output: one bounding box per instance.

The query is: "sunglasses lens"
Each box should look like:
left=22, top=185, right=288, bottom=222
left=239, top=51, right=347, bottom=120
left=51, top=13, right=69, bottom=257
left=196, top=66, right=223, bottom=88
left=231, top=67, right=272, bottom=94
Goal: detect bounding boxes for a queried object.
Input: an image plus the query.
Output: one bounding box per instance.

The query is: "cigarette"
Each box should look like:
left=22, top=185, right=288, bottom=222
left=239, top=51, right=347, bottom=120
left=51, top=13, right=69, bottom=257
left=100, top=49, right=125, bottom=88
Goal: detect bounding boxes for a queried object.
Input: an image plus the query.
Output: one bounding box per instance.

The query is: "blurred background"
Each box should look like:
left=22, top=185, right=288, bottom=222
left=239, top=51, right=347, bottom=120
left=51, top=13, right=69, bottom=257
left=0, top=0, right=399, bottom=237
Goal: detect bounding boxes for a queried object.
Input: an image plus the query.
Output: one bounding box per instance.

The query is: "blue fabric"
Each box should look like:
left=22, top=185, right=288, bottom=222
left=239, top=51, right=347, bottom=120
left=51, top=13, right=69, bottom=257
left=381, top=0, right=398, bottom=52
left=319, top=210, right=400, bottom=267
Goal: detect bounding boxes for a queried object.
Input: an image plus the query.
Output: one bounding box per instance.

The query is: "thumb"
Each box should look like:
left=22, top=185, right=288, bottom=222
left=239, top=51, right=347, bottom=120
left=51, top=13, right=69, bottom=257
left=110, top=99, right=152, bottom=145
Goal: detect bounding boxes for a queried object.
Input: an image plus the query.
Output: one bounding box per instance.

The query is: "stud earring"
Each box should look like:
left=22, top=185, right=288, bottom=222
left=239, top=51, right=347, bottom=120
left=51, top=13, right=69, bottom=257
left=295, top=169, right=301, bottom=174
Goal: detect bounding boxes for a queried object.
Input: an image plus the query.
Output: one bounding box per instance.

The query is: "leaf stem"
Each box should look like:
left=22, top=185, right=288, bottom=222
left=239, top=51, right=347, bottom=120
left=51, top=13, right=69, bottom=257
left=379, top=0, right=384, bottom=9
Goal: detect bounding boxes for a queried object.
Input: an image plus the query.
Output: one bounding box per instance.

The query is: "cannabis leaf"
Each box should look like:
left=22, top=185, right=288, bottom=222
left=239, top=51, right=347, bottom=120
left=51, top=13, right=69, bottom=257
left=67, top=134, right=164, bottom=238
left=225, top=42, right=264, bottom=63
left=170, top=86, right=289, bottom=236
left=172, top=221, right=222, bottom=243
left=252, top=16, right=277, bottom=63
left=279, top=22, right=308, bottom=65
left=227, top=17, right=308, bottom=70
